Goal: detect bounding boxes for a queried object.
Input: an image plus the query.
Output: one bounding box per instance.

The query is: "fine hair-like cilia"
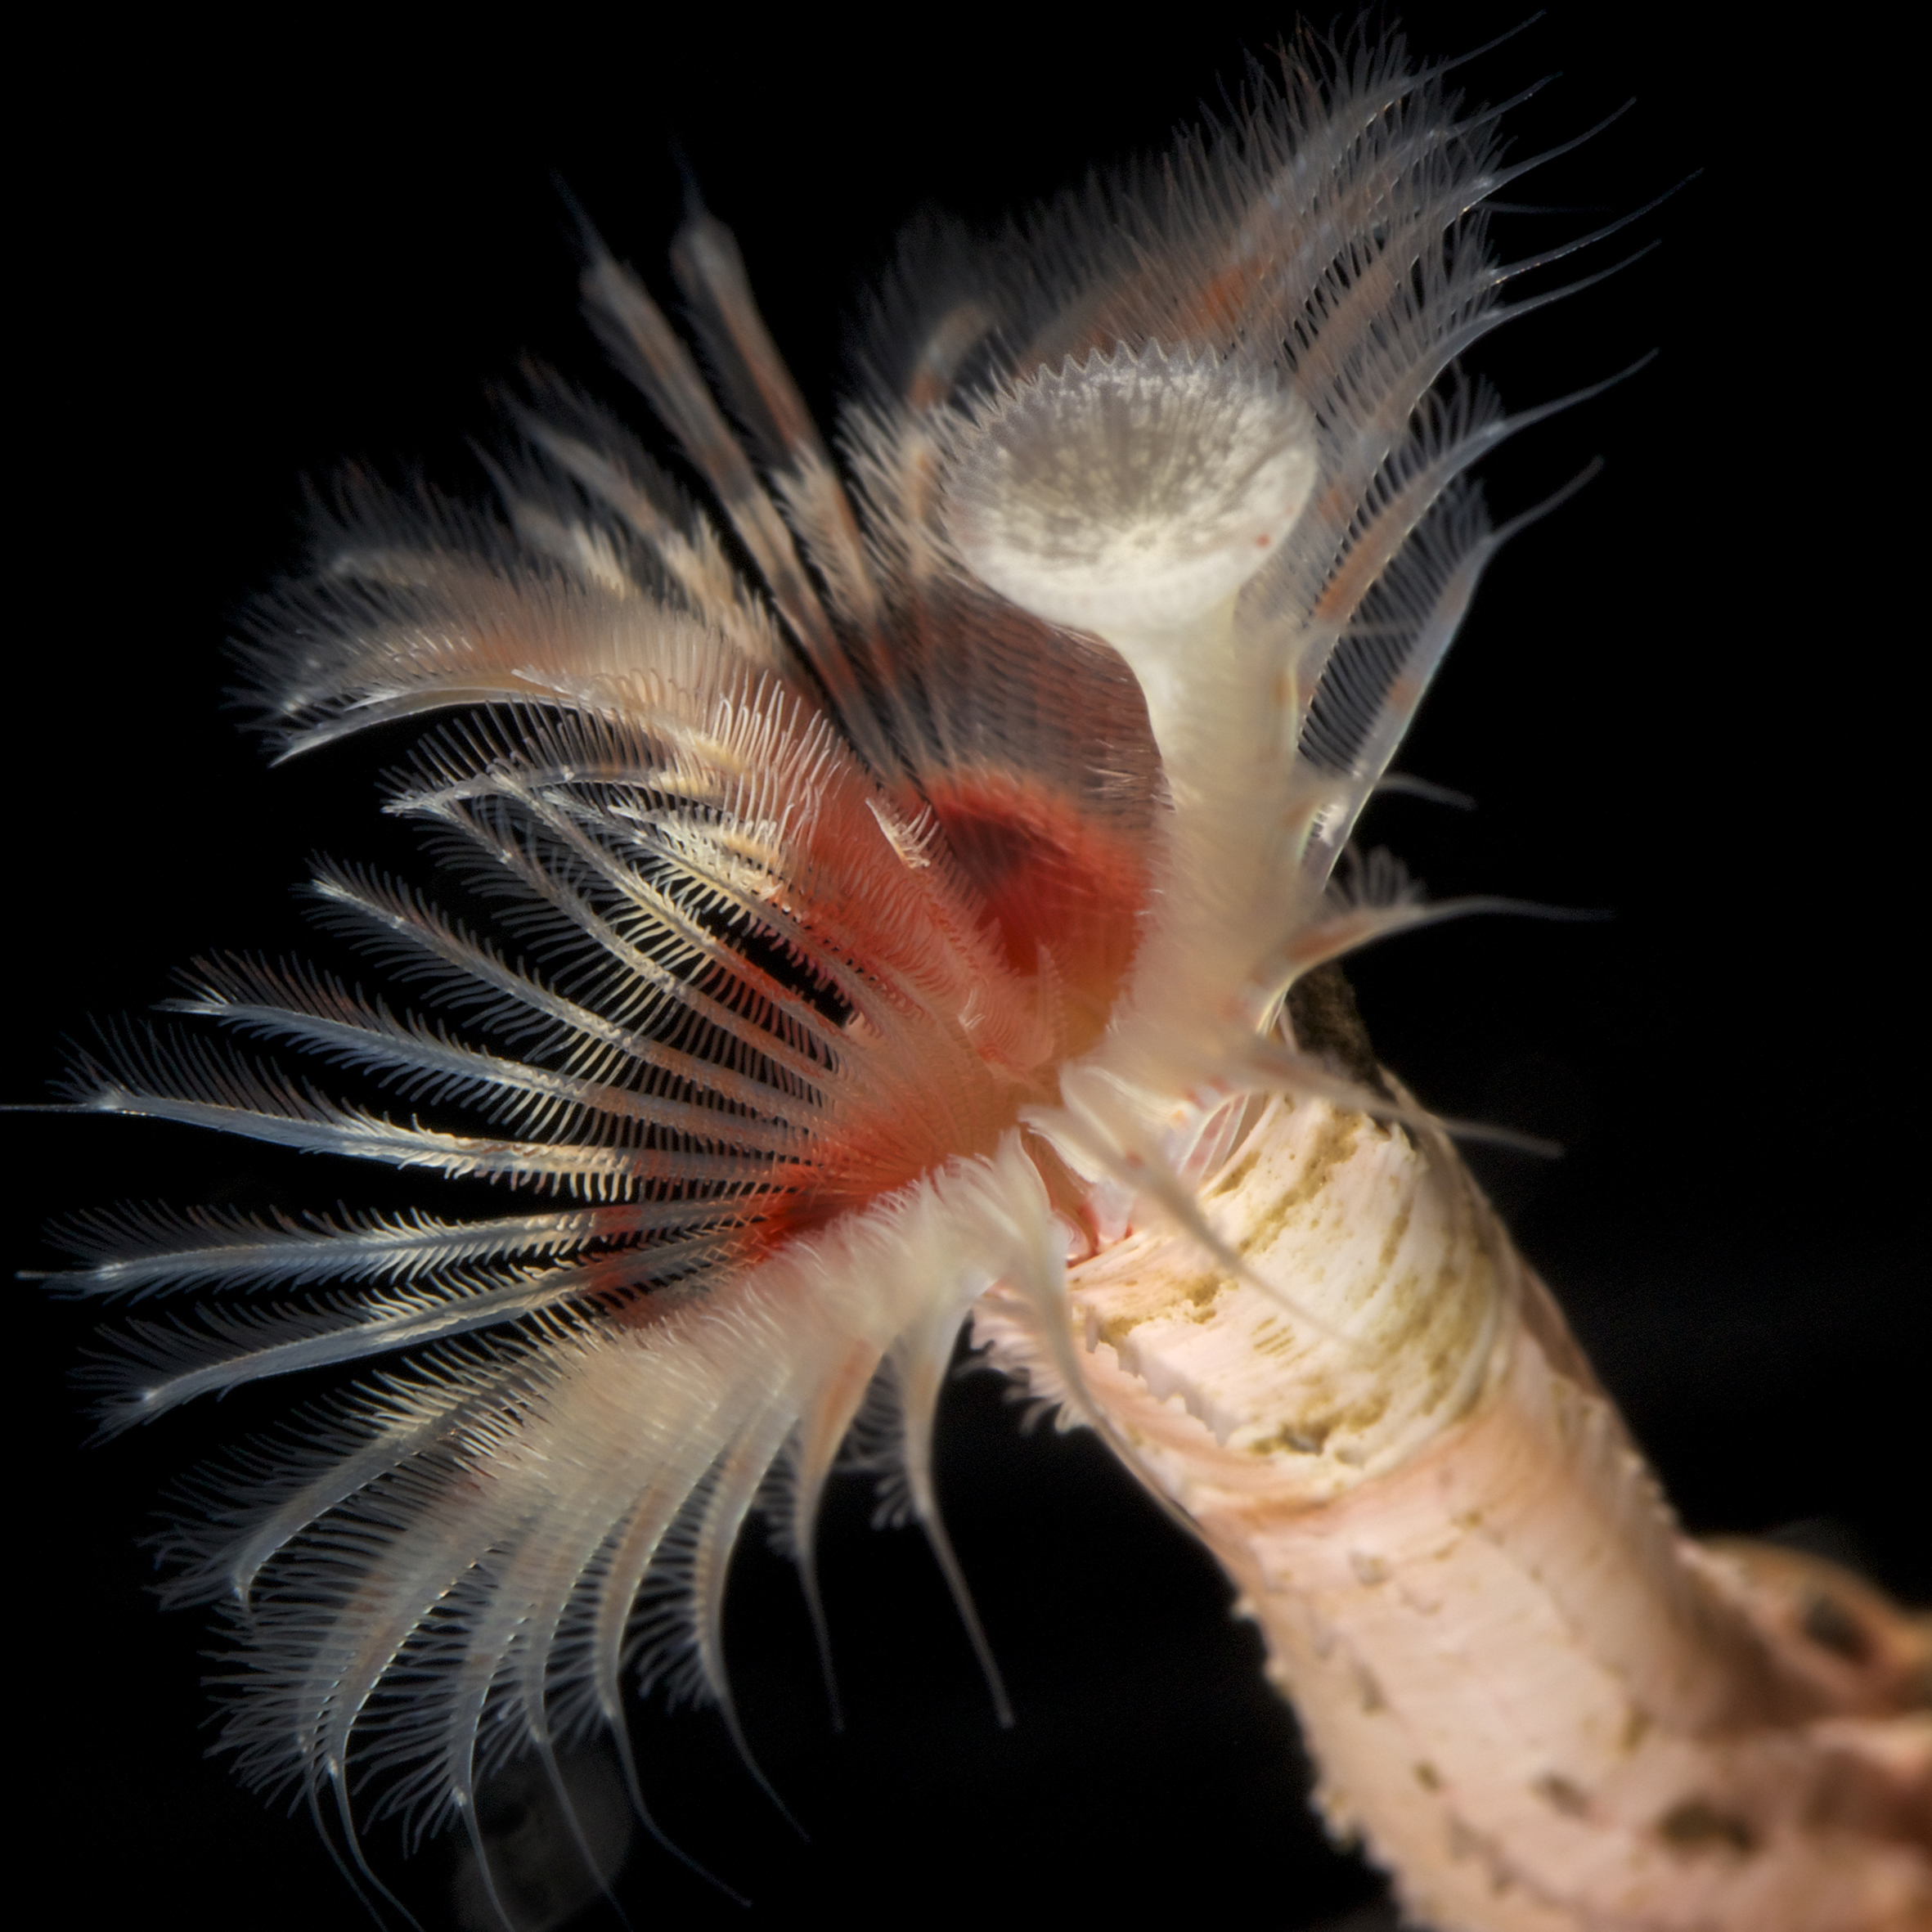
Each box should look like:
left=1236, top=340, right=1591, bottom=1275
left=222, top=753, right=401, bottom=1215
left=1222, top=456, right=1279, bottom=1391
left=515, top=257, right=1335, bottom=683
left=16, top=14, right=1928, bottom=1932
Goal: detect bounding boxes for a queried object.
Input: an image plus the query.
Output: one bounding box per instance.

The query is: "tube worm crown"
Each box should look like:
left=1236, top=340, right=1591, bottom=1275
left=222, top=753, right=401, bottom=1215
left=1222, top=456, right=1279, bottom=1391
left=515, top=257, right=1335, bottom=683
left=16, top=14, right=1926, bottom=1931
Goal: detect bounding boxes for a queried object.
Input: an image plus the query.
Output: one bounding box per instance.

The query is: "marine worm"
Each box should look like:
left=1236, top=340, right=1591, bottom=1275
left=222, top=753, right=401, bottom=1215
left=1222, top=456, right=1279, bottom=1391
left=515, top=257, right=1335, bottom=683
left=19, top=15, right=1932, bottom=1932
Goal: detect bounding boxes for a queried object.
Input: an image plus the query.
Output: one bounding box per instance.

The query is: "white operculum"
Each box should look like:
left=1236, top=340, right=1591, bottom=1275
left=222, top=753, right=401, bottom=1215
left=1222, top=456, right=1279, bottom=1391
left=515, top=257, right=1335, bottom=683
left=943, top=343, right=1315, bottom=787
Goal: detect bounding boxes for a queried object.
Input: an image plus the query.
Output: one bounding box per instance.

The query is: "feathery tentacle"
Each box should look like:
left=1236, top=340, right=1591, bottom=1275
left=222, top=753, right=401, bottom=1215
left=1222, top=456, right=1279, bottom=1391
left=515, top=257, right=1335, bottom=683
left=48, top=34, right=1665, bottom=1906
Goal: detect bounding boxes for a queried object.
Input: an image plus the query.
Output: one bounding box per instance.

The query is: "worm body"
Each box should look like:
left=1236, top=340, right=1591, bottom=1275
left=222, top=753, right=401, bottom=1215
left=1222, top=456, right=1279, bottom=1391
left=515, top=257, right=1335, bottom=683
left=982, top=1090, right=1932, bottom=1926
left=18, top=15, right=1925, bottom=1931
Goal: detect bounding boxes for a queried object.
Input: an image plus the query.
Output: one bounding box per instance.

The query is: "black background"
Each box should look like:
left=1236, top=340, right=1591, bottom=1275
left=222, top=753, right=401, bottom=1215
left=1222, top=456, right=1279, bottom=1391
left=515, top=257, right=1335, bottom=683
left=11, top=7, right=1922, bottom=1929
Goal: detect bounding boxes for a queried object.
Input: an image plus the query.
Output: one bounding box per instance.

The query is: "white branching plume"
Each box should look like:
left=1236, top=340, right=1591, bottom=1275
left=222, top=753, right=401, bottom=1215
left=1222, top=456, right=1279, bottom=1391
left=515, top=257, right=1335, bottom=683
left=26, top=23, right=1929, bottom=1932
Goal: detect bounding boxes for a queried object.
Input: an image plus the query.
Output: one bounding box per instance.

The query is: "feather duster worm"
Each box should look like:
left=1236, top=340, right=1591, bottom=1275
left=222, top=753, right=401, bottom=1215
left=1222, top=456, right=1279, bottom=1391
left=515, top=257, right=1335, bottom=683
left=17, top=16, right=1928, bottom=1932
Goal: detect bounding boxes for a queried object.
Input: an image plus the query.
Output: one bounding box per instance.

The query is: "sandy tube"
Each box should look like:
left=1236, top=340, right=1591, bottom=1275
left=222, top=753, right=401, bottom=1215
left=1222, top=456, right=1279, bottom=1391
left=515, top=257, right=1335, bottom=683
left=975, top=1093, right=1932, bottom=1931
